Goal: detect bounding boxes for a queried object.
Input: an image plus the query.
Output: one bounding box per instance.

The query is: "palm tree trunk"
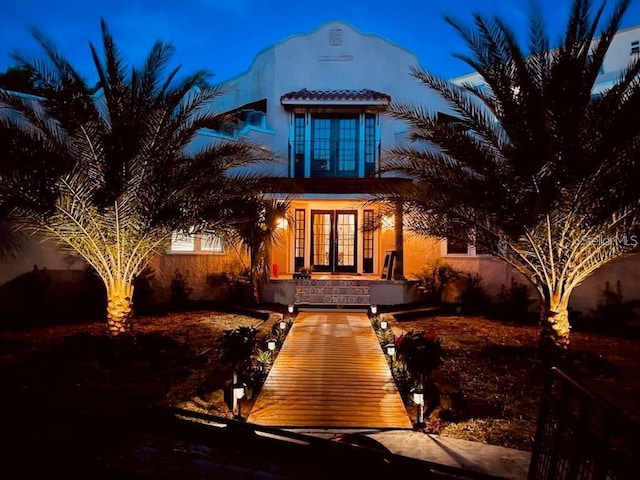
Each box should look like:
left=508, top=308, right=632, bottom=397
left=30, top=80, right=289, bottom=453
left=539, top=290, right=571, bottom=354
left=106, top=280, right=134, bottom=336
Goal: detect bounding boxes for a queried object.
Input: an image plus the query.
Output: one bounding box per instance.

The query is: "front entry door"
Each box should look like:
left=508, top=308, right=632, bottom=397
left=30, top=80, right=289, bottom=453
left=311, top=210, right=357, bottom=273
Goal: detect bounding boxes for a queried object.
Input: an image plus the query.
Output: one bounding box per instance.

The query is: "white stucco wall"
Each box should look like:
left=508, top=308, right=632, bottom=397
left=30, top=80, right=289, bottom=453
left=212, top=21, right=449, bottom=177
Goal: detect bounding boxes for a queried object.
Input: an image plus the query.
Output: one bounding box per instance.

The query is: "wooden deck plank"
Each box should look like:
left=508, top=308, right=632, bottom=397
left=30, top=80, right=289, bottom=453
left=247, top=312, right=412, bottom=429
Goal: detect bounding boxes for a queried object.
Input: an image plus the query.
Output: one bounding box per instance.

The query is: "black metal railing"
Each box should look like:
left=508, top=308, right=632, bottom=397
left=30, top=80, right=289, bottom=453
left=528, top=367, right=640, bottom=480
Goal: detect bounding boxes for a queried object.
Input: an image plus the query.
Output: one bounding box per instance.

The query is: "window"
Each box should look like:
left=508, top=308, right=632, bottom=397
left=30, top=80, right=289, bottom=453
left=631, top=40, right=639, bottom=55
left=171, top=231, right=195, bottom=252
left=294, top=209, right=305, bottom=272
left=363, top=210, right=374, bottom=273
left=291, top=112, right=378, bottom=178
left=310, top=116, right=359, bottom=175
left=445, top=236, right=469, bottom=255
left=201, top=234, right=224, bottom=253
left=444, top=234, right=489, bottom=256
left=170, top=231, right=224, bottom=253
left=364, top=114, right=376, bottom=175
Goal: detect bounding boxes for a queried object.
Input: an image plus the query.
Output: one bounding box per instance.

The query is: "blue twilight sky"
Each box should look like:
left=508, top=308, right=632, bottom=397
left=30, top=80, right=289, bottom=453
left=1, top=0, right=640, bottom=85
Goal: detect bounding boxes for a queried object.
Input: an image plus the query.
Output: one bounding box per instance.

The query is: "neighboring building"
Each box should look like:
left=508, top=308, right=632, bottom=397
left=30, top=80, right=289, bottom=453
left=3, top=21, right=640, bottom=313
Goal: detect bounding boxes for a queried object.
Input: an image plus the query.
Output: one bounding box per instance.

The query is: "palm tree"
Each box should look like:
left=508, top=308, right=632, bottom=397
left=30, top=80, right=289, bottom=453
left=383, top=0, right=640, bottom=353
left=227, top=196, right=291, bottom=304
left=0, top=20, right=270, bottom=336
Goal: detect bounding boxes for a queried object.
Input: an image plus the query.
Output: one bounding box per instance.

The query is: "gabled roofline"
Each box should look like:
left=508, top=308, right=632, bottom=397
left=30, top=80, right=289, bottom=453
left=219, top=20, right=425, bottom=86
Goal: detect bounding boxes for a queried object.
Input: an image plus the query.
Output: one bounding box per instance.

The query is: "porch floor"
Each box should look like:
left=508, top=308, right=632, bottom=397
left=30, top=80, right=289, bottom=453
left=246, top=311, right=412, bottom=429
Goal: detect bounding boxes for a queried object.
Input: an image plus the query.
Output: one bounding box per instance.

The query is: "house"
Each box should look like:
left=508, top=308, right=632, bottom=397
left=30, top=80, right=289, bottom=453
left=152, top=21, right=640, bottom=312
left=2, top=21, right=639, bottom=314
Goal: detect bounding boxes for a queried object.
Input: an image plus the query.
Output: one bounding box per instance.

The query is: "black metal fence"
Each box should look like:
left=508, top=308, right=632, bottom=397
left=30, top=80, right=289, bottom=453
left=528, top=367, right=640, bottom=480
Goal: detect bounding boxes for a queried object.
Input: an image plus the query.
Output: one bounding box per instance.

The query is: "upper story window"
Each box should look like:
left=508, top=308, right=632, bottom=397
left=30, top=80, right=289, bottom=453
left=631, top=40, right=640, bottom=55
left=281, top=89, right=390, bottom=179
left=170, top=231, right=225, bottom=254
left=289, top=111, right=380, bottom=178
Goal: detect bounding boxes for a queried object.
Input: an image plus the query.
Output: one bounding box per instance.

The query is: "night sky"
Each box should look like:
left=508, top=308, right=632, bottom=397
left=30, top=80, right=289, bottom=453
left=1, top=0, right=640, bottom=84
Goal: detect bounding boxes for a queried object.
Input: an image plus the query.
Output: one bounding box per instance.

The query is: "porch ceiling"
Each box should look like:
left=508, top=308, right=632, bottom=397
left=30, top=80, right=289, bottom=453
left=262, top=177, right=411, bottom=195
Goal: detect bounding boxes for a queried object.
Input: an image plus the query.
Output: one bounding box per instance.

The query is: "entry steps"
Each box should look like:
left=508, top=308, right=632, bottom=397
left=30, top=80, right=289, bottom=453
left=294, top=279, right=370, bottom=309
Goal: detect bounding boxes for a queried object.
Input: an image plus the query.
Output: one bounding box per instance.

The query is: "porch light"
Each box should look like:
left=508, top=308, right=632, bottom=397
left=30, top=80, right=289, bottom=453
left=380, top=319, right=388, bottom=330
left=232, top=382, right=247, bottom=419
left=370, top=305, right=378, bottom=315
left=267, top=338, right=277, bottom=351
left=411, top=385, right=425, bottom=429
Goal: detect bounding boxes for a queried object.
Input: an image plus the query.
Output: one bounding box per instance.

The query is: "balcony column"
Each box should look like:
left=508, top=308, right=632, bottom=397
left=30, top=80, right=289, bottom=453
left=393, top=199, right=404, bottom=280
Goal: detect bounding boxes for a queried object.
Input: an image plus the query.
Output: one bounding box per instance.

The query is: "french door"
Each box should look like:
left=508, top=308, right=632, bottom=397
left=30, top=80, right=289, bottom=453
left=311, top=210, right=357, bottom=273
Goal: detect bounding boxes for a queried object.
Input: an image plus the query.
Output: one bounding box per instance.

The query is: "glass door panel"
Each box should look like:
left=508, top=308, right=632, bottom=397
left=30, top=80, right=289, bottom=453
left=310, top=210, right=357, bottom=273
left=335, top=212, right=356, bottom=272
left=311, top=212, right=332, bottom=272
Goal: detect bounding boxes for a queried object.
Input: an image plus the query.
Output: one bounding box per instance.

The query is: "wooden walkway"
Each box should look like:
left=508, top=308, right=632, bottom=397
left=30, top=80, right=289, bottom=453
left=247, top=312, right=412, bottom=429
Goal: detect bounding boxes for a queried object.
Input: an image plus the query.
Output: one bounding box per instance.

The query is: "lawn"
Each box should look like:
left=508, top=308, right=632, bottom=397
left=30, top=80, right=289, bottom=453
left=2, top=308, right=638, bottom=473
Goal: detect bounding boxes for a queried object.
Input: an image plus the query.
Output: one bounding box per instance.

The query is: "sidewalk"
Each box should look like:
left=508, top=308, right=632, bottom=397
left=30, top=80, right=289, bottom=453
left=295, top=428, right=531, bottom=479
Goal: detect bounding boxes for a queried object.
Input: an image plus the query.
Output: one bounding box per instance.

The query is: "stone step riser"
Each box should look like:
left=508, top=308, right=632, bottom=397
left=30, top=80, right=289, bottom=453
left=296, top=280, right=370, bottom=287
left=295, top=294, right=371, bottom=305
left=296, top=287, right=370, bottom=295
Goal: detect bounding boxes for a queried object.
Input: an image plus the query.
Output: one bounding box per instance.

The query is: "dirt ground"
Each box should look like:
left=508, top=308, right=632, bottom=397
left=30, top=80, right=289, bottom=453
left=2, top=309, right=639, bottom=467
left=393, top=314, right=640, bottom=450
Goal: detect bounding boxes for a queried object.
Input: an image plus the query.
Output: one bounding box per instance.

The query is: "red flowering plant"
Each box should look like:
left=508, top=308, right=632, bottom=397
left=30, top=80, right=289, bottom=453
left=395, top=329, right=444, bottom=383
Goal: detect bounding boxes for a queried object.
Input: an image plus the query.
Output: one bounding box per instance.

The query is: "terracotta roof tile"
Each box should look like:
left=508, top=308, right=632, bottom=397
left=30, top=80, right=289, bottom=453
left=280, top=88, right=391, bottom=103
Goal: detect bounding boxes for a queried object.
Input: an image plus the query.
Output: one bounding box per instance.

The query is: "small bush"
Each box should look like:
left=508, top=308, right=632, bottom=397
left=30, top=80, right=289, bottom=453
left=459, top=274, right=492, bottom=314
left=395, top=329, right=444, bottom=382
left=169, top=270, right=192, bottom=310
left=133, top=266, right=156, bottom=315
left=415, top=261, right=461, bottom=304
left=495, top=278, right=536, bottom=322
left=583, top=280, right=640, bottom=333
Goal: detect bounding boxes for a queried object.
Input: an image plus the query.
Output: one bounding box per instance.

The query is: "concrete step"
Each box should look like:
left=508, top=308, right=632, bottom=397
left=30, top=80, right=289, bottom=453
left=295, top=286, right=370, bottom=295
left=295, top=294, right=371, bottom=305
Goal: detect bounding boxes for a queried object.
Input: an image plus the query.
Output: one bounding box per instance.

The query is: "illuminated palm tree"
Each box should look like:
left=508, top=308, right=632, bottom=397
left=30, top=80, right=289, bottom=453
left=383, top=0, right=640, bottom=352
left=0, top=21, right=269, bottom=335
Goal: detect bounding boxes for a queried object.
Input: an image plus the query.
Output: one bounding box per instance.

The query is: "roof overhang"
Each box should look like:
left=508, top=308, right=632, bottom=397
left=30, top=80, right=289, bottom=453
left=261, top=177, right=410, bottom=195
left=280, top=89, right=391, bottom=109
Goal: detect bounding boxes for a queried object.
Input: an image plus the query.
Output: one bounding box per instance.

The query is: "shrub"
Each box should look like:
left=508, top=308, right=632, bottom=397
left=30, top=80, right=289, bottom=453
left=415, top=261, right=461, bottom=304
left=459, top=274, right=492, bottom=314
left=216, top=326, right=258, bottom=378
left=395, top=329, right=444, bottom=382
left=495, top=278, right=536, bottom=322
left=169, top=269, right=192, bottom=310
left=133, top=266, right=156, bottom=315
left=585, top=280, right=640, bottom=333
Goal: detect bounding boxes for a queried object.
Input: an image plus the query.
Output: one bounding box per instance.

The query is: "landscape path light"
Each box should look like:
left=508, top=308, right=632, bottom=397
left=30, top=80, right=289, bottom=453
left=233, top=382, right=247, bottom=420
left=267, top=338, right=277, bottom=358
left=370, top=305, right=378, bottom=316
left=411, top=385, right=425, bottom=429
left=385, top=343, right=396, bottom=361
left=379, top=318, right=388, bottom=330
